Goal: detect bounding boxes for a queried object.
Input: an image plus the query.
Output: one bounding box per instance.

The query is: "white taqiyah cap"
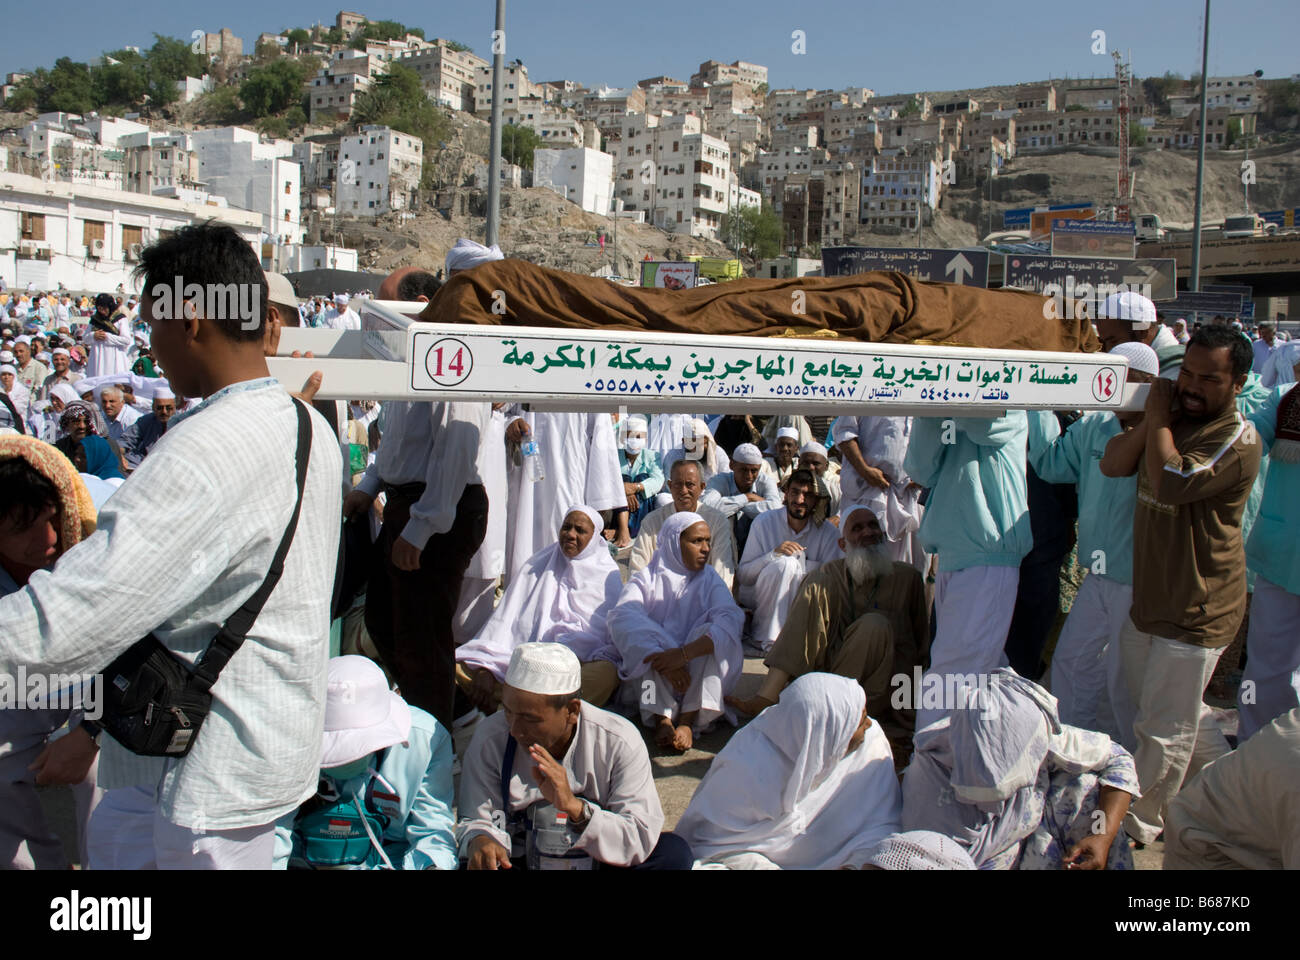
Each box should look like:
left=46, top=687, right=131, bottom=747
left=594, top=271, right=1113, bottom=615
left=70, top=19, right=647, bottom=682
left=1108, top=342, right=1159, bottom=377
left=320, top=655, right=412, bottom=768
left=153, top=384, right=176, bottom=400
left=52, top=347, right=70, bottom=357
left=505, top=642, right=582, bottom=696
left=731, top=442, right=763, bottom=465
left=840, top=503, right=877, bottom=529
left=800, top=441, right=827, bottom=458
left=624, top=414, right=649, bottom=432
left=776, top=427, right=799, bottom=441
left=1099, top=291, right=1157, bottom=329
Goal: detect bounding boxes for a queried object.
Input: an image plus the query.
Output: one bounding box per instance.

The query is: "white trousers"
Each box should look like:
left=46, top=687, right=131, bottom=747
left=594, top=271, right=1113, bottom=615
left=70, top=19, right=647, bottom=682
left=1237, top=578, right=1300, bottom=743
left=453, top=575, right=500, bottom=646
left=1117, top=618, right=1231, bottom=844
left=743, top=555, right=811, bottom=652
left=915, top=565, right=1018, bottom=732
left=87, top=784, right=277, bottom=870
left=1050, top=574, right=1132, bottom=732
left=639, top=653, right=727, bottom=731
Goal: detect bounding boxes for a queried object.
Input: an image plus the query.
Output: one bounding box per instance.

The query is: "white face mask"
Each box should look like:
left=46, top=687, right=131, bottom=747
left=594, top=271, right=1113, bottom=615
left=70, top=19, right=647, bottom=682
left=625, top=436, right=645, bottom=455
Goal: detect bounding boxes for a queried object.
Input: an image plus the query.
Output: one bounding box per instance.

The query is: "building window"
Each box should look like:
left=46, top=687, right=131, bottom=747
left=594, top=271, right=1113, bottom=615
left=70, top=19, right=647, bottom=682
left=20, top=212, right=46, bottom=241
left=82, top=220, right=107, bottom=248
left=121, top=224, right=143, bottom=250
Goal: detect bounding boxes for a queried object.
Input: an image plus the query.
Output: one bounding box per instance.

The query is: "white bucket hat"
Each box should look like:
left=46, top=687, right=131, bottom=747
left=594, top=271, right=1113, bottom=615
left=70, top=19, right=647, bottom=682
left=320, top=656, right=412, bottom=768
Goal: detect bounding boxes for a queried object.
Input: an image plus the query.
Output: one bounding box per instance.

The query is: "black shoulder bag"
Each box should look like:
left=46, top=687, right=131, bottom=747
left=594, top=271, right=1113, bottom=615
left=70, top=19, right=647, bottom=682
left=93, top=399, right=313, bottom=757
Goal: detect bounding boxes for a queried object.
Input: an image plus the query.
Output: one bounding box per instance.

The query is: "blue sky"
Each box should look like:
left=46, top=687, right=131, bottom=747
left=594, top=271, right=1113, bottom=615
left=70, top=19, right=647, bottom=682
left=4, top=0, right=1297, bottom=94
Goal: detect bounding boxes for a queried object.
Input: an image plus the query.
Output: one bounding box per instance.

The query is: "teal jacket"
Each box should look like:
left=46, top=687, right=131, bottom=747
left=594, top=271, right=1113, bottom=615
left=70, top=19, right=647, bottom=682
left=904, top=412, right=1033, bottom=573
left=1236, top=374, right=1272, bottom=587
left=274, top=705, right=457, bottom=870
left=1027, top=411, right=1134, bottom=586
left=1246, top=384, right=1299, bottom=594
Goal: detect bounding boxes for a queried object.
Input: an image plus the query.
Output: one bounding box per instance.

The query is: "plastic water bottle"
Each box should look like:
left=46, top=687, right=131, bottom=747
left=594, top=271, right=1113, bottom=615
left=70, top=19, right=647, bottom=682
left=521, top=427, right=545, bottom=482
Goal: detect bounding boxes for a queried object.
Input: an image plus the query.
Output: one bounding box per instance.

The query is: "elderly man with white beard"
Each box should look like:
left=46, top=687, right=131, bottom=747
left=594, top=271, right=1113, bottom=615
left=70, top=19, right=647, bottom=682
left=727, top=504, right=929, bottom=765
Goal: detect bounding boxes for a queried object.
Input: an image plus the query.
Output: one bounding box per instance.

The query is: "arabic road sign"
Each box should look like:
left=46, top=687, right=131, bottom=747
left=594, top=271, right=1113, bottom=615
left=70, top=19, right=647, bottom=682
left=1157, top=292, right=1245, bottom=317
left=1050, top=219, right=1136, bottom=259
left=1004, top=203, right=1094, bottom=230
left=403, top=323, right=1124, bottom=413
left=1003, top=254, right=1177, bottom=302
left=822, top=246, right=990, bottom=287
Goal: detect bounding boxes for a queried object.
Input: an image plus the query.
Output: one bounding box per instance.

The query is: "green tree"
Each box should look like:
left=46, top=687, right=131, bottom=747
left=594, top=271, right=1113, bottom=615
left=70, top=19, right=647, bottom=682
left=897, top=99, right=921, bottom=118
left=721, top=203, right=781, bottom=258
left=322, top=27, right=344, bottom=45
left=42, top=58, right=96, bottom=114
left=285, top=104, right=308, bottom=129
left=1129, top=120, right=1148, bottom=147
left=351, top=65, right=451, bottom=152
left=240, top=58, right=311, bottom=117
left=257, top=115, right=290, bottom=138
left=351, top=20, right=420, bottom=49
left=445, top=40, right=473, bottom=53
left=145, top=34, right=208, bottom=85
left=287, top=28, right=312, bottom=51
left=195, top=85, right=243, bottom=124
left=501, top=123, right=542, bottom=168
left=94, top=55, right=149, bottom=108
left=5, top=83, right=38, bottom=112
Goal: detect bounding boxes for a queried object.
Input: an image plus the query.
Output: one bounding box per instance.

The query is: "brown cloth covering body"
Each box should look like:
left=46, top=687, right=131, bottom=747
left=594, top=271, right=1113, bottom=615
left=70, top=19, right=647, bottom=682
left=422, top=260, right=1101, bottom=352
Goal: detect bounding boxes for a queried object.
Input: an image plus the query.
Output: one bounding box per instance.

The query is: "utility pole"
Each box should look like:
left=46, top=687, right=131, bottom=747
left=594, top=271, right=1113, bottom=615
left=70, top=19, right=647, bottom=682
left=485, top=0, right=505, bottom=246
left=1190, top=0, right=1211, bottom=292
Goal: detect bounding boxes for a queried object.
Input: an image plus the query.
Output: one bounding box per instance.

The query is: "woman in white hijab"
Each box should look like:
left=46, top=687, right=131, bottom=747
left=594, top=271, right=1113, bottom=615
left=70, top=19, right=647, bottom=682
left=608, top=510, right=743, bottom=751
left=902, top=668, right=1140, bottom=870
left=455, top=506, right=623, bottom=708
left=656, top=418, right=730, bottom=508
left=676, top=673, right=902, bottom=869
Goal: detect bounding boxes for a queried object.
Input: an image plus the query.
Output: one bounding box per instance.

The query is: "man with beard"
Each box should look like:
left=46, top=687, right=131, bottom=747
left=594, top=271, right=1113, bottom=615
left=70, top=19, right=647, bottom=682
left=1101, top=324, right=1261, bottom=846
left=728, top=504, right=929, bottom=763
left=735, top=469, right=840, bottom=653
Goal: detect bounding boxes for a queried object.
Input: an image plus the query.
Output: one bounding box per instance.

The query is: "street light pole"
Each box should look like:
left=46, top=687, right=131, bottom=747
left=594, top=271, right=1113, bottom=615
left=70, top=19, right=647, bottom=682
left=1190, top=0, right=1211, bottom=292
left=486, top=0, right=506, bottom=247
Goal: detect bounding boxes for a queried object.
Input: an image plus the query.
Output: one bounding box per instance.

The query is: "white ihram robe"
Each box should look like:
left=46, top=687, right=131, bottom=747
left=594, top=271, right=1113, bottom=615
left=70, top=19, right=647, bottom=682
left=832, top=416, right=926, bottom=571
left=737, top=508, right=843, bottom=651
left=504, top=411, right=625, bottom=582
left=676, top=673, right=901, bottom=869
left=608, top=511, right=744, bottom=731
left=454, top=405, right=509, bottom=644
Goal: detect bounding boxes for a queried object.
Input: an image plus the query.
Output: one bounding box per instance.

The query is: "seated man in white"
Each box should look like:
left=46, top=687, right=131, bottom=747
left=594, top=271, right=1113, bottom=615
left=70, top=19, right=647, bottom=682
left=701, top=442, right=781, bottom=552
left=456, top=643, right=693, bottom=870
left=456, top=506, right=623, bottom=709
left=1163, top=707, right=1300, bottom=870
left=736, top=468, right=841, bottom=653
left=675, top=673, right=901, bottom=869
left=629, top=458, right=736, bottom=590
left=609, top=511, right=744, bottom=752
left=798, top=441, right=841, bottom=517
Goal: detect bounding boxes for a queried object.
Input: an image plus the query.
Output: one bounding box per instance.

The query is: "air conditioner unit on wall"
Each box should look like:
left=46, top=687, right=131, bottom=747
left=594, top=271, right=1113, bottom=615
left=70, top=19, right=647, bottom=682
left=18, top=241, right=38, bottom=258
left=90, top=238, right=106, bottom=257
left=126, top=242, right=142, bottom=261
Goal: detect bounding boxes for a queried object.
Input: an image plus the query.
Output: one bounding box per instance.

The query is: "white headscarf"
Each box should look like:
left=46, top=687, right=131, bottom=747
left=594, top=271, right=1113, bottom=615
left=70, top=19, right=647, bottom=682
left=607, top=510, right=744, bottom=681
left=446, top=238, right=504, bottom=274
left=676, top=673, right=902, bottom=869
left=456, top=506, right=621, bottom=678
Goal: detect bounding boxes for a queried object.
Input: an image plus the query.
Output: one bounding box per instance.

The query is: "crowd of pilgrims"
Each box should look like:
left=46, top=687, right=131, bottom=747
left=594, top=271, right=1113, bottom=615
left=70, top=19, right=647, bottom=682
left=1, top=233, right=1297, bottom=872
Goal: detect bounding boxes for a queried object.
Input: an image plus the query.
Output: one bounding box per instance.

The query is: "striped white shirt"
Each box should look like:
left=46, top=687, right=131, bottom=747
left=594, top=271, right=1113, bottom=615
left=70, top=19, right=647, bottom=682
left=0, top=378, right=343, bottom=829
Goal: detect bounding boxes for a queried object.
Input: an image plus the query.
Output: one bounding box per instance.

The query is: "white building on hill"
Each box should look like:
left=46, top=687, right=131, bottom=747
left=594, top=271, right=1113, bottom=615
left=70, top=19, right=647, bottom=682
left=335, top=126, right=424, bottom=217
left=533, top=147, right=614, bottom=215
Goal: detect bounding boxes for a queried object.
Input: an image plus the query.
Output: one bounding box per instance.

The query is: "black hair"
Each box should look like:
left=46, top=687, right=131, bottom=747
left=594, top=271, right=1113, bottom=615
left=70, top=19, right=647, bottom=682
left=669, top=458, right=703, bottom=481
left=396, top=270, right=442, bottom=301
left=133, top=222, right=268, bottom=342
left=1187, top=325, right=1253, bottom=378
left=0, top=456, right=60, bottom=532
left=787, top=467, right=819, bottom=491
left=544, top=690, right=582, bottom=709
